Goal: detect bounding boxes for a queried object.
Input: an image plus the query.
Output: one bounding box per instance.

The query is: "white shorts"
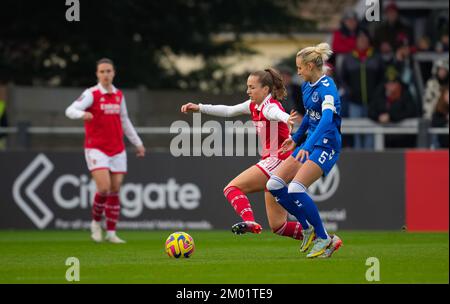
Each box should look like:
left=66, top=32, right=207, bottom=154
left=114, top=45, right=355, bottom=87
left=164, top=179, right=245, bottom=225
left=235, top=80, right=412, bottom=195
left=255, top=156, right=283, bottom=178
left=84, top=149, right=127, bottom=173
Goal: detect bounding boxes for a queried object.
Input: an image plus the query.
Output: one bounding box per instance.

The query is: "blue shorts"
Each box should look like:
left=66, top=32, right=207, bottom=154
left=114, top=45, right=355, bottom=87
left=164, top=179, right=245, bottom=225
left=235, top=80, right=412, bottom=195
left=291, top=145, right=340, bottom=176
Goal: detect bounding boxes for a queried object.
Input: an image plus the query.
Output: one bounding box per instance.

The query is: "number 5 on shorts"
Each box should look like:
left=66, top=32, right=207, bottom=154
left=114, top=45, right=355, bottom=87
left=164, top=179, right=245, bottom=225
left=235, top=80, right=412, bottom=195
left=318, top=151, right=329, bottom=164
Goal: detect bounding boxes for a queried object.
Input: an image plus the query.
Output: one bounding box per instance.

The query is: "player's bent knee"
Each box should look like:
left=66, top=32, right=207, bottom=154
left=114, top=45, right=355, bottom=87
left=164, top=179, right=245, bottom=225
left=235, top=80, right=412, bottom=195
left=287, top=181, right=307, bottom=194
left=96, top=183, right=110, bottom=195
left=224, top=183, right=251, bottom=195
left=223, top=185, right=239, bottom=197
left=95, top=181, right=111, bottom=194
left=266, top=176, right=286, bottom=191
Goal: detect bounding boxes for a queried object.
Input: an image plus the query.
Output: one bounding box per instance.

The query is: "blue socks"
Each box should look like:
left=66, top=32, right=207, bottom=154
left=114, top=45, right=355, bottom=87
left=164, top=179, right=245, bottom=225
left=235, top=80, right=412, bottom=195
left=267, top=176, right=328, bottom=240
left=288, top=181, right=328, bottom=239
left=266, top=176, right=310, bottom=230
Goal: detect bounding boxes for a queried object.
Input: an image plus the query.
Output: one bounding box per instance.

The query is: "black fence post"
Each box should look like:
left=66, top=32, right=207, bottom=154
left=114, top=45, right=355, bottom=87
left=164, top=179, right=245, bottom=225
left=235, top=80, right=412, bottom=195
left=417, top=118, right=430, bottom=148
left=17, top=121, right=31, bottom=150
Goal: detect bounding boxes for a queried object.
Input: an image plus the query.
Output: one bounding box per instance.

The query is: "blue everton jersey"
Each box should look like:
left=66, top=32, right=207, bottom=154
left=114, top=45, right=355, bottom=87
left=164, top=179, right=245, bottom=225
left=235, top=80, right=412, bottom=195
left=301, top=75, right=342, bottom=150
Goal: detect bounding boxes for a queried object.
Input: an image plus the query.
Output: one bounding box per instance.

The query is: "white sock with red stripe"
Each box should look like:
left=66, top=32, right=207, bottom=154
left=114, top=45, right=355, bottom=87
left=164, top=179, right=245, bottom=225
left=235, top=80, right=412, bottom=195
left=223, top=186, right=255, bottom=222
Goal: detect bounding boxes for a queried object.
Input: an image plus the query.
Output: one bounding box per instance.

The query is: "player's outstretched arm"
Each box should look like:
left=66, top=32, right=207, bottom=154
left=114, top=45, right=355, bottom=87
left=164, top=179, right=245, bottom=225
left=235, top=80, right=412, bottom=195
left=262, top=104, right=301, bottom=131
left=291, top=113, right=310, bottom=144
left=65, top=89, right=94, bottom=121
left=302, top=109, right=333, bottom=154
left=262, top=103, right=289, bottom=122
left=180, top=102, right=200, bottom=113
left=181, top=100, right=251, bottom=118
left=293, top=94, right=335, bottom=162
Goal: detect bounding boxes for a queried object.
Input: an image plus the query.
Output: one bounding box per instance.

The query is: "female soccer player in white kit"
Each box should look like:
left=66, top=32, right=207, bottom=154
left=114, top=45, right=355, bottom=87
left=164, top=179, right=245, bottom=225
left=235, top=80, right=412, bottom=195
left=65, top=58, right=146, bottom=243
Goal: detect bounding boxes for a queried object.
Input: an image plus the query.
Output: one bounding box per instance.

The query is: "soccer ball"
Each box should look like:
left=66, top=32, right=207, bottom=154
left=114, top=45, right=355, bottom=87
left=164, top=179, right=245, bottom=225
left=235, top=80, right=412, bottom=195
left=165, top=231, right=195, bottom=258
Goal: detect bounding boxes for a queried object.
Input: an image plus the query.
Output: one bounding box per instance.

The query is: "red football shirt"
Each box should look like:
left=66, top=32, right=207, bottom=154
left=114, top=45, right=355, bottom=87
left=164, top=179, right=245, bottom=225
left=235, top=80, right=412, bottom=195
left=249, top=97, right=291, bottom=160
left=83, top=86, right=125, bottom=156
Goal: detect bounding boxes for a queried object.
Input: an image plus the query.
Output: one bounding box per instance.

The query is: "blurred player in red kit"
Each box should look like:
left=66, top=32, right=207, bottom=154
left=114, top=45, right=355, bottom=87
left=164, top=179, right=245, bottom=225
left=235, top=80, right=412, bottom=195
left=65, top=58, right=146, bottom=243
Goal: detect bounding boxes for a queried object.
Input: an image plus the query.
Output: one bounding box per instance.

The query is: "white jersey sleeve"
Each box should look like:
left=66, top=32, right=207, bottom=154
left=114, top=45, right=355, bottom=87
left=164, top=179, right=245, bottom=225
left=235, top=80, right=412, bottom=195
left=199, top=100, right=251, bottom=117
left=120, top=96, right=143, bottom=147
left=262, top=103, right=290, bottom=123
left=65, top=89, right=94, bottom=119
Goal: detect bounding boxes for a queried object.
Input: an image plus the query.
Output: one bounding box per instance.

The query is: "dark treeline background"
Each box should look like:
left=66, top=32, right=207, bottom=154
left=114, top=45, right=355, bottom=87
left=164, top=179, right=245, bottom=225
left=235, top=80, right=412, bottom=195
left=0, top=0, right=315, bottom=91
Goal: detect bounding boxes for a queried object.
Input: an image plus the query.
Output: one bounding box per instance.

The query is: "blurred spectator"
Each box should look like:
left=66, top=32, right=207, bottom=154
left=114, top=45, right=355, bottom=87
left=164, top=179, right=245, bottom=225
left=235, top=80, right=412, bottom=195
left=332, top=9, right=360, bottom=55
left=431, top=87, right=449, bottom=148
left=379, top=40, right=396, bottom=66
left=340, top=29, right=384, bottom=149
left=426, top=9, right=449, bottom=53
left=0, top=84, right=8, bottom=150
left=373, top=2, right=413, bottom=52
left=423, top=59, right=449, bottom=120
left=331, top=9, right=361, bottom=87
left=435, top=31, right=449, bottom=53
left=392, top=43, right=419, bottom=106
left=278, top=65, right=305, bottom=116
left=417, top=36, right=432, bottom=52
left=369, top=66, right=419, bottom=148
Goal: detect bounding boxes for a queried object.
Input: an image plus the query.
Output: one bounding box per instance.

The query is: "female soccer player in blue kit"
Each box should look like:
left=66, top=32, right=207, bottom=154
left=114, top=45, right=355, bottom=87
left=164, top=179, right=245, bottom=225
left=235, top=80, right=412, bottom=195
left=266, top=43, right=343, bottom=258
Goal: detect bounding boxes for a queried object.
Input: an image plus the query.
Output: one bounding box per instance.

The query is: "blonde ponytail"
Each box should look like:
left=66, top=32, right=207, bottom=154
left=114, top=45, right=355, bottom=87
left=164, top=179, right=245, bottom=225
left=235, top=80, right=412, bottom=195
left=314, top=43, right=333, bottom=62
left=297, top=42, right=333, bottom=70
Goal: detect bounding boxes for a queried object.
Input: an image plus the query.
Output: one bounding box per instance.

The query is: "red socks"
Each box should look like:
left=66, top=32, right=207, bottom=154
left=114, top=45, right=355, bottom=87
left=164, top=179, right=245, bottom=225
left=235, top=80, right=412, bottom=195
left=105, top=192, right=120, bottom=231
left=273, top=222, right=303, bottom=240
left=92, top=192, right=108, bottom=222
left=224, top=186, right=255, bottom=222
left=92, top=192, right=121, bottom=232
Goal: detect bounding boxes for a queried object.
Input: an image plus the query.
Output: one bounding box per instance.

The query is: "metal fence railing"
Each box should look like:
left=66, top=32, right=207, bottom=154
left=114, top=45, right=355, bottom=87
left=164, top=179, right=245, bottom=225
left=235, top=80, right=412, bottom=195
left=0, top=118, right=448, bottom=151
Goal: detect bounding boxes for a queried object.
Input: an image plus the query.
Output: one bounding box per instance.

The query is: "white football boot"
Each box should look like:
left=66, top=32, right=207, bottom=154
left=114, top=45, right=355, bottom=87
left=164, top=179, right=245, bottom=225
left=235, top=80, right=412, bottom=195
left=105, top=231, right=126, bottom=244
left=90, top=220, right=103, bottom=243
left=318, top=234, right=343, bottom=258
left=306, top=235, right=332, bottom=258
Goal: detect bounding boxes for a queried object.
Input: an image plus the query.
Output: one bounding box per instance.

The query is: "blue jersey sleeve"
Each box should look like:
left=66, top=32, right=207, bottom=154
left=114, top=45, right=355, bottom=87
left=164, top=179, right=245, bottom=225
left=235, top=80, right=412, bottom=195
left=291, top=114, right=309, bottom=144
left=302, top=88, right=338, bottom=152
left=302, top=108, right=333, bottom=152
left=318, top=77, right=340, bottom=115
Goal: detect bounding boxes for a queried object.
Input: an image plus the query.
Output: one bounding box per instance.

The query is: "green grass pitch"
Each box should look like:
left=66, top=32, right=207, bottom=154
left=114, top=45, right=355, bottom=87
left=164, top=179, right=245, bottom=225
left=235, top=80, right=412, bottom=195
left=0, top=230, right=448, bottom=284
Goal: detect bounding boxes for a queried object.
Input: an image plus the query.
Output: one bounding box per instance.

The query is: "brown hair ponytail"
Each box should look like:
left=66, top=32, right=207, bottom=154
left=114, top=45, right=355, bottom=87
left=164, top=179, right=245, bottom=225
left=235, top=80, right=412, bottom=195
left=250, top=68, right=287, bottom=101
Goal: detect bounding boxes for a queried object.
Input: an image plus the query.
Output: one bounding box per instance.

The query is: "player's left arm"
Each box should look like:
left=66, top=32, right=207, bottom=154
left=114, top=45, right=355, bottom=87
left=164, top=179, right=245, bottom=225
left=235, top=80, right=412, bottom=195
left=262, top=104, right=290, bottom=123
left=120, top=96, right=145, bottom=157
left=301, top=95, right=335, bottom=153
left=262, top=103, right=300, bottom=132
